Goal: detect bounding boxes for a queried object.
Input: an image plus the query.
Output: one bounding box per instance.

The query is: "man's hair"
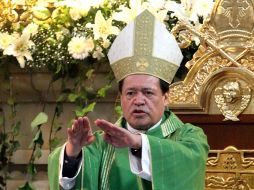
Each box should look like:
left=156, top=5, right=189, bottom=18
left=118, top=78, right=169, bottom=94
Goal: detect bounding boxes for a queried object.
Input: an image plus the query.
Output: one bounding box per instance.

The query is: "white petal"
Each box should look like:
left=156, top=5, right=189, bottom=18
left=17, top=56, right=25, bottom=68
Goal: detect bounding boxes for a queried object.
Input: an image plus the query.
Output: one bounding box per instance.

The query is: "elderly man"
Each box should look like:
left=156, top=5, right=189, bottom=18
left=48, top=10, right=209, bottom=190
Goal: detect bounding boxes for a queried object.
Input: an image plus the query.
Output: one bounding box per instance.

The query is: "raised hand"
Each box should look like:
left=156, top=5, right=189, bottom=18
left=94, top=119, right=141, bottom=149
left=66, top=117, right=95, bottom=158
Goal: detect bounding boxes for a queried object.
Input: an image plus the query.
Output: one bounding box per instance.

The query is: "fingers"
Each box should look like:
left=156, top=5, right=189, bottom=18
left=94, top=119, right=114, bottom=132
left=95, top=119, right=123, bottom=136
left=72, top=117, right=90, bottom=131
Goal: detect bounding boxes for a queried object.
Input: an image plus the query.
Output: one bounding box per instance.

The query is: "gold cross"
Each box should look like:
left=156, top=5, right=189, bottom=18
left=221, top=0, right=250, bottom=28
left=136, top=58, right=149, bottom=71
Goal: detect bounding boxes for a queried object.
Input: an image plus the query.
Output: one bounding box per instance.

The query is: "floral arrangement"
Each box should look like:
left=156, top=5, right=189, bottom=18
left=0, top=0, right=214, bottom=70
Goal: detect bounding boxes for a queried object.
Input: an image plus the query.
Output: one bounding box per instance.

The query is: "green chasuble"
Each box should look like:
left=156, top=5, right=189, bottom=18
left=48, top=111, right=209, bottom=190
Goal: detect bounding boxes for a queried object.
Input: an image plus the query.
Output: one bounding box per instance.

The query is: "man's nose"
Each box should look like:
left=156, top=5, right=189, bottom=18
left=134, top=92, right=145, bottom=105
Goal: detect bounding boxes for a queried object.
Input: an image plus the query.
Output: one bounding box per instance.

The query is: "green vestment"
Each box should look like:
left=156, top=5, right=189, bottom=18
left=48, top=111, right=209, bottom=190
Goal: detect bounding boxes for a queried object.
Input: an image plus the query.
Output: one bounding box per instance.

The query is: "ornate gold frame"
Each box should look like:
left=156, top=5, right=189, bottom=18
left=168, top=0, right=254, bottom=121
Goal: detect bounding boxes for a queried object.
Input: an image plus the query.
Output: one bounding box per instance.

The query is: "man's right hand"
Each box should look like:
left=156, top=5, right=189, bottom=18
left=66, top=117, right=95, bottom=158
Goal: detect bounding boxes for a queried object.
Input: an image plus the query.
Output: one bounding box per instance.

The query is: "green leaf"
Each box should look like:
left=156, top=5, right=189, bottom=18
left=27, top=163, right=37, bottom=177
left=9, top=140, right=20, bottom=152
left=97, top=85, right=111, bottom=98
left=86, top=69, right=94, bottom=79
left=34, top=147, right=42, bottom=159
left=75, top=102, right=96, bottom=117
left=115, top=105, right=123, bottom=117
left=31, top=112, right=48, bottom=130
left=75, top=109, right=85, bottom=117
left=12, top=121, right=21, bottom=136
left=83, top=102, right=96, bottom=114
left=18, top=181, right=35, bottom=190
left=56, top=63, right=62, bottom=74
left=56, top=94, right=66, bottom=102
left=32, top=131, right=44, bottom=146
left=68, top=93, right=79, bottom=102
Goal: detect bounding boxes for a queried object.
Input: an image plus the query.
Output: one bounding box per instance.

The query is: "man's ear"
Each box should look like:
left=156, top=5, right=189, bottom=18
left=164, top=92, right=169, bottom=106
left=118, top=93, right=123, bottom=106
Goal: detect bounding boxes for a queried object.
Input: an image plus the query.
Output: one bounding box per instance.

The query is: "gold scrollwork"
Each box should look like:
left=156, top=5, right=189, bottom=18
left=223, top=154, right=237, bottom=170
left=206, top=176, right=251, bottom=189
left=206, top=146, right=254, bottom=189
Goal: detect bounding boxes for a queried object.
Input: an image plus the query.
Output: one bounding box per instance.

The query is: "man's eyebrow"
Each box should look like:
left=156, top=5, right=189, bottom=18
left=125, top=87, right=136, bottom=91
left=125, top=87, right=154, bottom=90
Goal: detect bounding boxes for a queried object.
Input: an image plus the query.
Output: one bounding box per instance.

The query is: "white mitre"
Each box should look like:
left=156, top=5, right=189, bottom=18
left=107, top=10, right=183, bottom=84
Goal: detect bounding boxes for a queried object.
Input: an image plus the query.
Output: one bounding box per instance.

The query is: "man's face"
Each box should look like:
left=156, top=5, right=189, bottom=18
left=120, top=74, right=168, bottom=130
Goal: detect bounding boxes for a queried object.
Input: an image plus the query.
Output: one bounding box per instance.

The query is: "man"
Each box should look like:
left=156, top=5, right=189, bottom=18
left=48, top=10, right=209, bottom=190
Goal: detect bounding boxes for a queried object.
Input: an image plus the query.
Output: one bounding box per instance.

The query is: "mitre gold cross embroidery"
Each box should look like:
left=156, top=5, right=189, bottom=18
left=221, top=0, right=250, bottom=28
left=136, top=58, right=149, bottom=71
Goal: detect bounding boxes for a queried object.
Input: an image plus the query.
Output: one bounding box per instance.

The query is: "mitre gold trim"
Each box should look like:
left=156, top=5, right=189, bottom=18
left=111, top=56, right=179, bottom=83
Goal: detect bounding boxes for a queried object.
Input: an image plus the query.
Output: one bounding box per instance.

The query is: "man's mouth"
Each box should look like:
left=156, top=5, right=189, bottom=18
left=132, top=110, right=147, bottom=117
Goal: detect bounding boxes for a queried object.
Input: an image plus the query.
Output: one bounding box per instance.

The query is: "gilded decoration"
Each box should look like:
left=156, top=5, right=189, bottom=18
left=206, top=146, right=254, bottom=189
left=168, top=0, right=254, bottom=120
left=214, top=80, right=251, bottom=121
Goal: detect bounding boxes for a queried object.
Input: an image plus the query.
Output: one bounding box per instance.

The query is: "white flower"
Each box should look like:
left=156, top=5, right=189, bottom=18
left=102, top=39, right=111, bottom=49
left=0, top=32, right=15, bottom=50
left=12, top=22, right=21, bottom=31
left=90, top=0, right=104, bottom=8
left=194, top=0, right=214, bottom=19
left=68, top=36, right=94, bottom=59
left=142, top=2, right=169, bottom=22
left=86, top=10, right=120, bottom=40
left=85, top=38, right=95, bottom=52
left=11, top=0, right=26, bottom=5
left=23, top=23, right=39, bottom=36
left=93, top=46, right=105, bottom=60
left=3, top=33, right=34, bottom=68
left=147, top=0, right=166, bottom=9
left=112, top=0, right=145, bottom=24
left=165, top=0, right=199, bottom=24
left=58, top=0, right=91, bottom=20
left=165, top=0, right=214, bottom=24
left=69, top=8, right=84, bottom=21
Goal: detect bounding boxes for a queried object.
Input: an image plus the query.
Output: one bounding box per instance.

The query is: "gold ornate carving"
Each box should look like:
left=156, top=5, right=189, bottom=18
left=240, top=55, right=254, bottom=71
left=206, top=176, right=251, bottom=189
left=223, top=154, right=237, bottom=170
left=168, top=0, right=254, bottom=119
left=168, top=55, right=231, bottom=105
left=206, top=146, right=254, bottom=189
left=214, top=80, right=251, bottom=121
